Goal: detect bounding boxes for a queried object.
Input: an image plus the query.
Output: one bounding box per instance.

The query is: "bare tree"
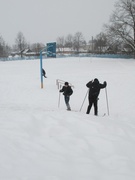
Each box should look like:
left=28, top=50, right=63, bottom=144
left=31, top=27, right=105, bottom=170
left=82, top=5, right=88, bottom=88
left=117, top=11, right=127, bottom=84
left=65, top=34, right=73, bottom=51
left=15, top=32, right=27, bottom=57
left=0, top=36, right=10, bottom=57
left=104, top=0, right=135, bottom=55
left=0, top=36, right=5, bottom=57
left=31, top=43, right=45, bottom=55
left=94, top=32, right=108, bottom=53
left=56, top=36, right=65, bottom=52
left=73, top=32, right=86, bottom=53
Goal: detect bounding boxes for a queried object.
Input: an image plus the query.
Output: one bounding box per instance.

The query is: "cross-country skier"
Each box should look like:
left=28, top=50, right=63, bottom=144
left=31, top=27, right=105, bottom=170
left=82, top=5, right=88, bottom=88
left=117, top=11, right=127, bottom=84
left=59, top=82, right=73, bottom=111
left=86, top=78, right=107, bottom=115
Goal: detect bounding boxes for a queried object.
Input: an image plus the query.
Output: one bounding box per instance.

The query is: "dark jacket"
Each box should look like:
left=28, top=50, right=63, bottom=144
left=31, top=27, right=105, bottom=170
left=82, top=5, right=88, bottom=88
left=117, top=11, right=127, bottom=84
left=42, top=69, right=46, bottom=76
left=86, top=79, right=107, bottom=100
left=60, top=86, right=73, bottom=96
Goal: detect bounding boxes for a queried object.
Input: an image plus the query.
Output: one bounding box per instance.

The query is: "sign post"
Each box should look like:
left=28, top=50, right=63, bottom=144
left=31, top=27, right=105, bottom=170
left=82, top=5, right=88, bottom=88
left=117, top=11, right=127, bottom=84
left=40, top=50, right=43, bottom=88
left=40, top=42, right=56, bottom=89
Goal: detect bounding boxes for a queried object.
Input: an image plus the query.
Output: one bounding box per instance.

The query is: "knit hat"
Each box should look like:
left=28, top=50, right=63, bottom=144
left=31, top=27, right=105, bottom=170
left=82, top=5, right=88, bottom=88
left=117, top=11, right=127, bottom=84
left=65, top=82, right=69, bottom=85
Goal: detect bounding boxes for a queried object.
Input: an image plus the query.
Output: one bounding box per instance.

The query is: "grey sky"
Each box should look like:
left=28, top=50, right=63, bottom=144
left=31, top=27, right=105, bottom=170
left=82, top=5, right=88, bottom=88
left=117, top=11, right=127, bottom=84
left=0, top=0, right=117, bottom=46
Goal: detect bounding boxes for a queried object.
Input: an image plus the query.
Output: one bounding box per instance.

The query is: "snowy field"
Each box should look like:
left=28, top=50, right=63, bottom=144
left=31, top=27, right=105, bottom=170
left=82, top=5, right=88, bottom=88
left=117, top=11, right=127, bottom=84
left=0, top=57, right=135, bottom=180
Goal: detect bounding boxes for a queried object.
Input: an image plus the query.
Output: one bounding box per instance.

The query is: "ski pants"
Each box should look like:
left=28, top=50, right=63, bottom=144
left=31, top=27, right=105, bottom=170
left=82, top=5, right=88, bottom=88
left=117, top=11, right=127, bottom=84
left=86, top=98, right=98, bottom=115
left=64, top=95, right=71, bottom=110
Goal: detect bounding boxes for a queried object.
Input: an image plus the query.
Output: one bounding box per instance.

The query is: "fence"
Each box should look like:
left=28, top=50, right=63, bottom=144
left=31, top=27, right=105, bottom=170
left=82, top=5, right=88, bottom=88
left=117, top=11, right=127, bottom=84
left=0, top=53, right=134, bottom=61
left=56, top=53, right=134, bottom=59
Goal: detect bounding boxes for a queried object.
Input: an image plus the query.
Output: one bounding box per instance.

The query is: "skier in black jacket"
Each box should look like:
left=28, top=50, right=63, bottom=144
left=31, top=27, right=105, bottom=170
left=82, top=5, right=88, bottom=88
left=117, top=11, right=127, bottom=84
left=86, top=78, right=107, bottom=115
left=59, top=82, right=73, bottom=111
left=42, top=68, right=47, bottom=78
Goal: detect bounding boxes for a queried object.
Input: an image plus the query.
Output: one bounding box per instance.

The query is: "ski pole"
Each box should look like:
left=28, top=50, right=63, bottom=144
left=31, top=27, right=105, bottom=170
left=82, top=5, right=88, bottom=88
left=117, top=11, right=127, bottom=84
left=105, top=87, right=109, bottom=115
left=80, top=89, right=89, bottom=112
left=58, top=85, right=61, bottom=108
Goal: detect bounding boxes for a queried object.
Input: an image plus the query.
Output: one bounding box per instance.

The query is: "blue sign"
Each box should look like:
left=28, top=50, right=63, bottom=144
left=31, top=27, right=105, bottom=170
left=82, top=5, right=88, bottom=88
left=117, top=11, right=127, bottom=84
left=47, top=42, right=56, bottom=58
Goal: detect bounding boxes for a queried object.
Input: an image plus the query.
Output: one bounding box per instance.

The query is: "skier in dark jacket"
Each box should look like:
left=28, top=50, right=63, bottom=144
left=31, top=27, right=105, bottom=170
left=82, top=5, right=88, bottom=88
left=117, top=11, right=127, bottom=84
left=42, top=68, right=47, bottom=78
left=86, top=78, right=107, bottom=115
left=59, top=82, right=73, bottom=111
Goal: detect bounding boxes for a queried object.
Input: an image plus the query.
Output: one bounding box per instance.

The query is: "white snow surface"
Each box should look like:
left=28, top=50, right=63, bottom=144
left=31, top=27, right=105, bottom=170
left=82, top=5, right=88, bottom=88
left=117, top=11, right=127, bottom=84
left=0, top=57, right=135, bottom=180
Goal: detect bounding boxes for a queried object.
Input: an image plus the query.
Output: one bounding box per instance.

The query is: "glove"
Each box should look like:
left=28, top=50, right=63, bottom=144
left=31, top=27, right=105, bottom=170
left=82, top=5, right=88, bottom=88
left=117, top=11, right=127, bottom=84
left=104, top=81, right=107, bottom=86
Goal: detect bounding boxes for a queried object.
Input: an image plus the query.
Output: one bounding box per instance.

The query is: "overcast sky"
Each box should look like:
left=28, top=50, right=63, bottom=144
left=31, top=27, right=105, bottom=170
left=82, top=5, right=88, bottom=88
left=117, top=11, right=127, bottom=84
left=0, top=0, right=117, bottom=46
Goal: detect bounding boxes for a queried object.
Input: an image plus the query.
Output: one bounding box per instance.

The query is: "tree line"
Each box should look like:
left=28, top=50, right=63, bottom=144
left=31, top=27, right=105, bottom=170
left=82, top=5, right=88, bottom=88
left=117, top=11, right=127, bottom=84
left=0, top=0, right=134, bottom=57
left=57, top=0, right=135, bottom=55
left=0, top=31, right=46, bottom=58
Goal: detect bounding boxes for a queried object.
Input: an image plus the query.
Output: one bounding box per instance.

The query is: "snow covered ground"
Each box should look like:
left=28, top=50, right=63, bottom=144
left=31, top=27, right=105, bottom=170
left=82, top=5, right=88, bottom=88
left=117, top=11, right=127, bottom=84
left=0, top=57, right=135, bottom=180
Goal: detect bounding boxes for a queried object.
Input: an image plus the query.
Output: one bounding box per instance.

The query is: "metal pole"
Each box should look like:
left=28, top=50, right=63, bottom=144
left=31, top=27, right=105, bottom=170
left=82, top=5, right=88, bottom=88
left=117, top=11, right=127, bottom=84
left=39, top=45, right=53, bottom=89
left=58, top=85, right=62, bottom=107
left=105, top=87, right=109, bottom=115
left=58, top=92, right=61, bottom=108
left=40, top=52, right=43, bottom=88
left=80, top=90, right=89, bottom=112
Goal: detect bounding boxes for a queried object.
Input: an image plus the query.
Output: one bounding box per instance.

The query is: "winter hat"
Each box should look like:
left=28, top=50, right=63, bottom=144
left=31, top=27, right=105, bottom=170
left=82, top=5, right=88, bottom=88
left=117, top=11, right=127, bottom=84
left=65, top=82, right=69, bottom=85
